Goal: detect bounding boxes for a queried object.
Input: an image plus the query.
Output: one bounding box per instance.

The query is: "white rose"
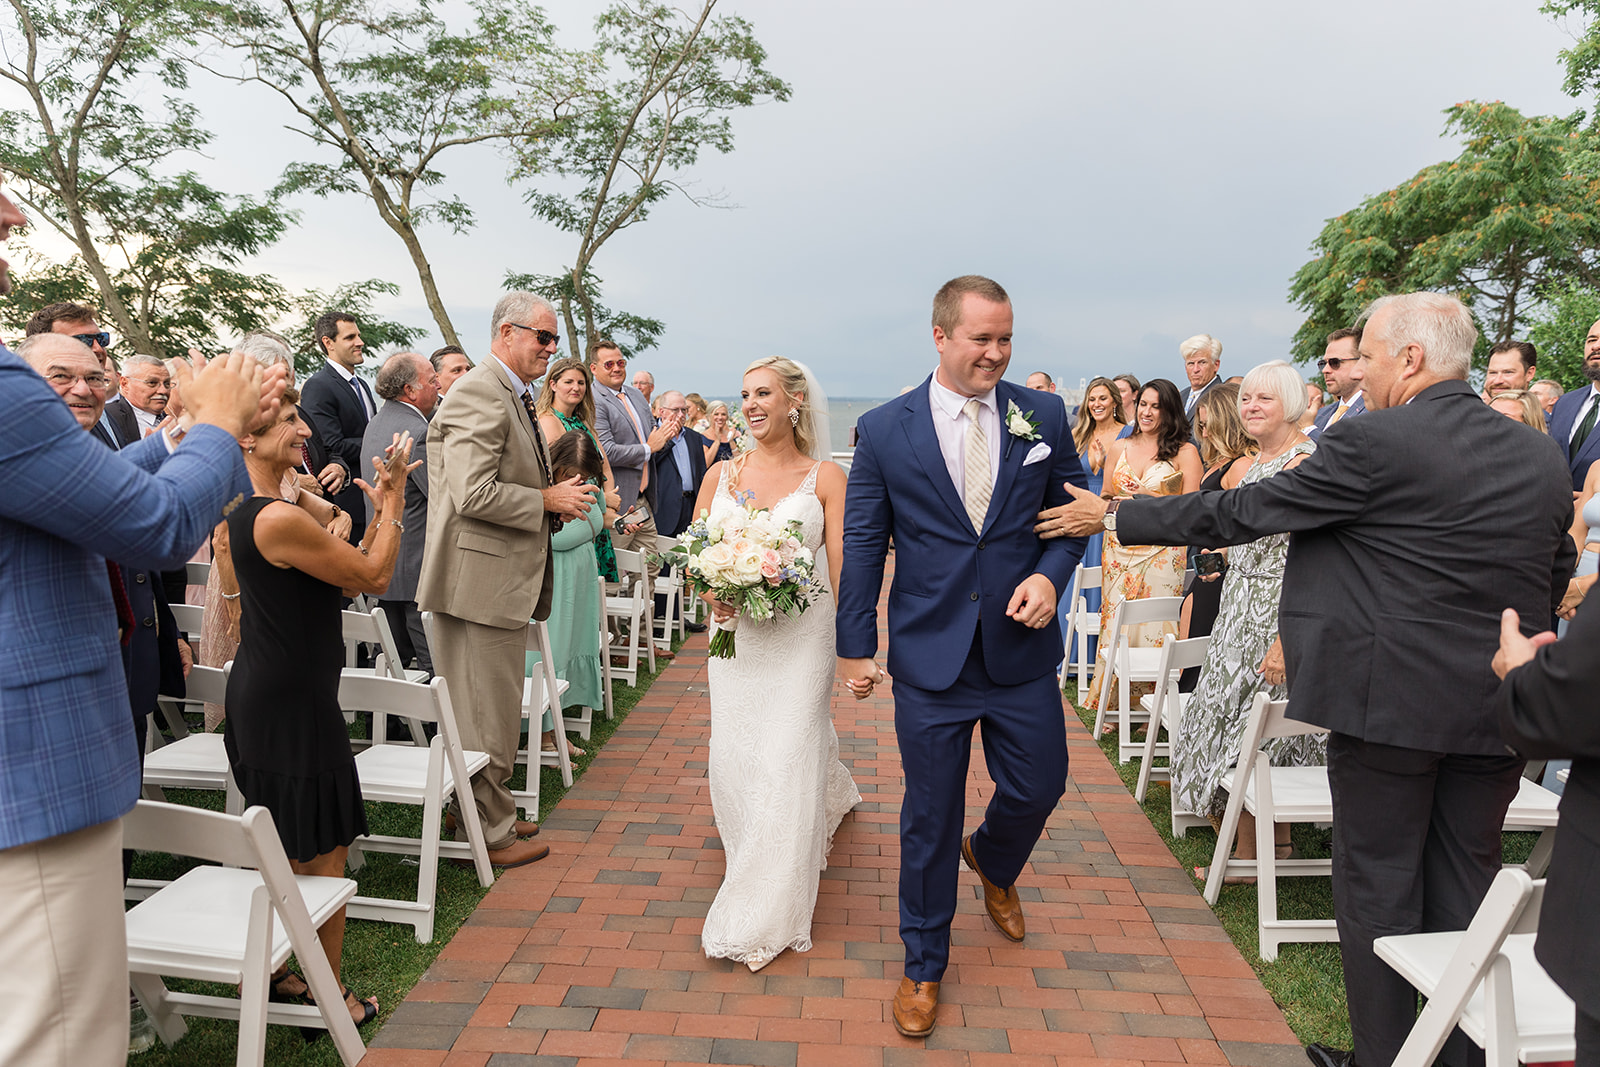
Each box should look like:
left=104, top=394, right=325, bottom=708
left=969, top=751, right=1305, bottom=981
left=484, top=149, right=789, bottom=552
left=1007, top=410, right=1033, bottom=437
left=719, top=510, right=747, bottom=538
left=732, top=546, right=764, bottom=583
left=698, top=541, right=737, bottom=579
left=794, top=546, right=814, bottom=566
left=746, top=514, right=779, bottom=544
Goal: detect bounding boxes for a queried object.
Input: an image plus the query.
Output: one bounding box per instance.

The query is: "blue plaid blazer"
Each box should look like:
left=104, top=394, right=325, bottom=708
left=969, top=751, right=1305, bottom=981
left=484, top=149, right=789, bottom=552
left=0, top=346, right=250, bottom=849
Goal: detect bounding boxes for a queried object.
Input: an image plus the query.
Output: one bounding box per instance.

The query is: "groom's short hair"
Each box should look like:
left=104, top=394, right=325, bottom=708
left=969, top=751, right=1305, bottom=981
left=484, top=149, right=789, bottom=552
left=933, top=275, right=1010, bottom=334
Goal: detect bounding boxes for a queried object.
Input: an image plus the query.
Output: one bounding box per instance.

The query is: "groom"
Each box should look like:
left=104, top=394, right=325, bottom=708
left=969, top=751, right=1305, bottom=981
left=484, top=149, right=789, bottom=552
left=837, top=275, right=1088, bottom=1038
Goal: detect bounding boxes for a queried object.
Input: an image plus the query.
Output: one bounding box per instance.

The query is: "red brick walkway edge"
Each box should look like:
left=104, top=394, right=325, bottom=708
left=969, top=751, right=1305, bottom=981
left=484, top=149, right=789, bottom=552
left=360, top=577, right=1308, bottom=1067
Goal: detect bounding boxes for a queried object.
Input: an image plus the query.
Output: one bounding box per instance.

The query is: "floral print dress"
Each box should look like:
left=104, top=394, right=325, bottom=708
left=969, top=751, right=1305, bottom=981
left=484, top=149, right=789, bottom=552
left=1084, top=452, right=1187, bottom=710
left=1168, top=439, right=1326, bottom=820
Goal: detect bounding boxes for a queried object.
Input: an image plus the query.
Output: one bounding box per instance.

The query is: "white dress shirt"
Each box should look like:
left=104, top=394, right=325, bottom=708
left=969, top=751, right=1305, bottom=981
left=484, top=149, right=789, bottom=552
left=1569, top=384, right=1600, bottom=446
left=131, top=404, right=161, bottom=437
left=325, top=358, right=376, bottom=418
left=928, top=373, right=1000, bottom=500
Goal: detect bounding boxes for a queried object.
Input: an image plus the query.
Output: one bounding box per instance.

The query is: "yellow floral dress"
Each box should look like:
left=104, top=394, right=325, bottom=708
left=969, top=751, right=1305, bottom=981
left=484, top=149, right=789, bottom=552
left=1083, top=452, right=1186, bottom=710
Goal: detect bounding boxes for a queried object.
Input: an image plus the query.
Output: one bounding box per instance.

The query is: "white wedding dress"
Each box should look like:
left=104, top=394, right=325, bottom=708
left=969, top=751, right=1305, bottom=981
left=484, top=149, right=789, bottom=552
left=701, top=460, right=861, bottom=969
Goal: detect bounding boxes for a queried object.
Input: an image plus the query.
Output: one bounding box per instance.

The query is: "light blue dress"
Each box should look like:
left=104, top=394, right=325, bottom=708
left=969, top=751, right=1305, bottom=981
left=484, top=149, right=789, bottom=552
left=527, top=501, right=605, bottom=716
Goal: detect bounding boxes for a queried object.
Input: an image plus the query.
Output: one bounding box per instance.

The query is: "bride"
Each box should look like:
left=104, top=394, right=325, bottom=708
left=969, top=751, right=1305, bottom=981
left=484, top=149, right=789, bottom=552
left=692, top=355, right=861, bottom=971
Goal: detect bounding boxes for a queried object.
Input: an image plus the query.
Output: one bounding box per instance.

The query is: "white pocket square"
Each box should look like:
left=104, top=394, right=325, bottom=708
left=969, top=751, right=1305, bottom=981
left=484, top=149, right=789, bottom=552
left=1023, top=442, right=1052, bottom=466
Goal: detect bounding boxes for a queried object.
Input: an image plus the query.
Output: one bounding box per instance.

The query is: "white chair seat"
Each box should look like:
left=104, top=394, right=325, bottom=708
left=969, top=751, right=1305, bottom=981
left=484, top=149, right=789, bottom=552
left=353, top=743, right=489, bottom=804
left=1238, top=766, right=1334, bottom=822
left=127, top=866, right=355, bottom=980
left=1375, top=931, right=1573, bottom=1062
left=143, top=733, right=229, bottom=790
left=1138, top=690, right=1189, bottom=717
left=1504, top=776, right=1561, bottom=830
left=522, top=675, right=571, bottom=719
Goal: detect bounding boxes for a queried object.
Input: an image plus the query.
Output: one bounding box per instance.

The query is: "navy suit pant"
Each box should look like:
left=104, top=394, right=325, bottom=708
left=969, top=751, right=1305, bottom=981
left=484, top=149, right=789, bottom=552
left=893, top=629, right=1067, bottom=981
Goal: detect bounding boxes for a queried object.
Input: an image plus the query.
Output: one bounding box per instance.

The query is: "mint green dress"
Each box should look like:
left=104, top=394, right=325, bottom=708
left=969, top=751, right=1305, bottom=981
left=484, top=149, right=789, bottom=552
left=527, top=500, right=605, bottom=714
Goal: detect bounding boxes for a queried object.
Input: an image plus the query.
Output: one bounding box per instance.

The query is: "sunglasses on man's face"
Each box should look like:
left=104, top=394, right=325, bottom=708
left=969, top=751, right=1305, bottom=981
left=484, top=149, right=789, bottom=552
left=73, top=332, right=112, bottom=350
left=509, top=322, right=559, bottom=348
left=1317, top=357, right=1352, bottom=370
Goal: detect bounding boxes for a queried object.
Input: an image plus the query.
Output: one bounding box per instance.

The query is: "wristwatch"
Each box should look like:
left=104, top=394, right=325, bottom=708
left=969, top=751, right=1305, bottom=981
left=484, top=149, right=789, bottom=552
left=1103, top=498, right=1121, bottom=534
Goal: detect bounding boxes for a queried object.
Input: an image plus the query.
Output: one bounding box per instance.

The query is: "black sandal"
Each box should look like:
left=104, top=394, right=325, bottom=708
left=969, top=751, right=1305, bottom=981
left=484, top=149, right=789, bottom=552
left=301, top=984, right=378, bottom=1041
left=270, top=970, right=308, bottom=1003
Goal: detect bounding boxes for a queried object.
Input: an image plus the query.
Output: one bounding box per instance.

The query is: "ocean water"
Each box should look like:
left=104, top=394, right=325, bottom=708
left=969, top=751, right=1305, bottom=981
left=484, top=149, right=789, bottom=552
left=709, top=396, right=892, bottom=454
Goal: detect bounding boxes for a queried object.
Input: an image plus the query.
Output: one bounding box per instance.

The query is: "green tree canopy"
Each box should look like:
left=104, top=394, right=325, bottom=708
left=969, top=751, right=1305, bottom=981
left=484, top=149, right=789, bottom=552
left=281, top=279, right=425, bottom=380
left=504, top=267, right=663, bottom=358
left=1526, top=278, right=1600, bottom=391
left=0, top=0, right=293, bottom=358
left=515, top=0, right=790, bottom=360
left=1288, top=101, right=1600, bottom=367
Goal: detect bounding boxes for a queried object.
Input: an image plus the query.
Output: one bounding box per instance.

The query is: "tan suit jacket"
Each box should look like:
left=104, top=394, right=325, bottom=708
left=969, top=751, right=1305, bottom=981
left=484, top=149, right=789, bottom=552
left=416, top=358, right=554, bottom=629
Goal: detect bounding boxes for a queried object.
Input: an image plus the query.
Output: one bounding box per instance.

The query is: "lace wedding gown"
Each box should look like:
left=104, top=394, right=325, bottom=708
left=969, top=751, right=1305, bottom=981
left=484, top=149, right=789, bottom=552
left=701, top=461, right=861, bottom=969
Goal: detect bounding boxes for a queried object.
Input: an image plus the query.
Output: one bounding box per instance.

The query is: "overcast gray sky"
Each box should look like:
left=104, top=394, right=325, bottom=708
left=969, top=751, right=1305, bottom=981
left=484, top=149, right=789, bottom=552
left=16, top=0, right=1593, bottom=400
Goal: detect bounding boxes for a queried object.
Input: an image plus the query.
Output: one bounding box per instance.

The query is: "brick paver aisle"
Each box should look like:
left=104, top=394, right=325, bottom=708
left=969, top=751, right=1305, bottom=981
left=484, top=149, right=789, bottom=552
left=363, top=567, right=1308, bottom=1067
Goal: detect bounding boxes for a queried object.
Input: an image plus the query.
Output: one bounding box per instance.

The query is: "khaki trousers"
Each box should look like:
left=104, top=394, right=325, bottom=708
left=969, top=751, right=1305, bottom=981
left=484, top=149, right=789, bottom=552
left=429, top=611, right=527, bottom=851
left=0, top=818, right=128, bottom=1067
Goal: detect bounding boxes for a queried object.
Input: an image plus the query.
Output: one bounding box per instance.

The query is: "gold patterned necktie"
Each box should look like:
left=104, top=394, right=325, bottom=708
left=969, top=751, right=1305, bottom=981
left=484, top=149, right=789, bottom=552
left=963, top=398, right=991, bottom=533
left=1325, top=402, right=1347, bottom=427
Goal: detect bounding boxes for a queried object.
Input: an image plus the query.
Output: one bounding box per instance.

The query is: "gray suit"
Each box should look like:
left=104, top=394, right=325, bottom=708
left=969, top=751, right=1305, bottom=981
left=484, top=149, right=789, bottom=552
left=362, top=399, right=431, bottom=672
left=592, top=382, right=655, bottom=513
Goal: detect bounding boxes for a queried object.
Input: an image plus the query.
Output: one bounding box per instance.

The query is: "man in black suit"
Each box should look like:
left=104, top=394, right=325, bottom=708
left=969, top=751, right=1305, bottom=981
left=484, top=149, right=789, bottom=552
left=1494, top=595, right=1600, bottom=1063
left=650, top=389, right=710, bottom=633
left=300, top=310, right=372, bottom=545
left=1547, top=316, right=1600, bottom=490
left=1039, top=291, right=1574, bottom=1067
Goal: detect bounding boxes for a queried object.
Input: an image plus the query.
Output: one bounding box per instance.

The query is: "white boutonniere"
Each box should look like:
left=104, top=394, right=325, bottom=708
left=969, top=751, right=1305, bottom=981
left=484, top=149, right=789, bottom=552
left=1005, top=399, right=1041, bottom=442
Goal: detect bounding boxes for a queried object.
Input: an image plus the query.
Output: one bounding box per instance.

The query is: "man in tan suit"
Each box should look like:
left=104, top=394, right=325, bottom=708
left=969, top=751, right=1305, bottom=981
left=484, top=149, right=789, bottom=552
left=417, top=292, right=597, bottom=867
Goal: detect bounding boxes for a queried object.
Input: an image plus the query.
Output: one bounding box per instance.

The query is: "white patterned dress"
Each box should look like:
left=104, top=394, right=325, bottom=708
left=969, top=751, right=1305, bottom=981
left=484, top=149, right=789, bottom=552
left=701, top=461, right=860, bottom=969
left=1169, top=439, right=1327, bottom=820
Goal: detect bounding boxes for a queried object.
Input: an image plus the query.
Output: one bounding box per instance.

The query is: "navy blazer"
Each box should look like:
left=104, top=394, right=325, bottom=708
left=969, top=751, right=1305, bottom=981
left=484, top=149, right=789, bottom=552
left=1547, top=385, right=1600, bottom=491
left=651, top=427, right=710, bottom=538
left=0, top=346, right=249, bottom=849
left=837, top=376, right=1088, bottom=691
left=1308, top=392, right=1366, bottom=439
left=301, top=361, right=373, bottom=541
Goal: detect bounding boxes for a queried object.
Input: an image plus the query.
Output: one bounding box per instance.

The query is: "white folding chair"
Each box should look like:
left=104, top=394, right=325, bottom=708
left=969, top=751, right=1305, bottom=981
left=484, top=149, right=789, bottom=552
left=1091, top=595, right=1183, bottom=764
left=1376, top=868, right=1573, bottom=1067
left=1060, top=564, right=1101, bottom=691
left=123, top=800, right=366, bottom=1067
left=511, top=620, right=576, bottom=822
left=185, top=559, right=211, bottom=593
left=1203, top=695, right=1336, bottom=959
left=1132, top=635, right=1213, bottom=838
left=597, top=575, right=615, bottom=720
left=141, top=664, right=242, bottom=811
left=168, top=602, right=205, bottom=643
left=341, top=605, right=428, bottom=745
left=653, top=533, right=686, bottom=646
left=605, top=548, right=656, bottom=687
left=339, top=674, right=494, bottom=943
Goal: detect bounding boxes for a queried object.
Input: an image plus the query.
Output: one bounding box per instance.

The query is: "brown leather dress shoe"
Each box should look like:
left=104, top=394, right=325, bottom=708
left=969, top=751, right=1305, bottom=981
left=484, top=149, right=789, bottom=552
left=483, top=838, right=549, bottom=868
left=963, top=834, right=1025, bottom=941
left=445, top=812, right=539, bottom=838
left=892, top=976, right=939, bottom=1038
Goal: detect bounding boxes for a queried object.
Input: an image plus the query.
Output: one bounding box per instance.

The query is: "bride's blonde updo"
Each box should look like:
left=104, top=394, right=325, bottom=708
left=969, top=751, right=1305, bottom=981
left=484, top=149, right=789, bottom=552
left=743, top=355, right=813, bottom=457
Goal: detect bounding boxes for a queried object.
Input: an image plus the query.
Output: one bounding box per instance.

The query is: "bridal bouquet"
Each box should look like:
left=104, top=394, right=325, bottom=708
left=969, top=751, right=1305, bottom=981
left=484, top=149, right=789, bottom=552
left=675, top=493, right=817, bottom=658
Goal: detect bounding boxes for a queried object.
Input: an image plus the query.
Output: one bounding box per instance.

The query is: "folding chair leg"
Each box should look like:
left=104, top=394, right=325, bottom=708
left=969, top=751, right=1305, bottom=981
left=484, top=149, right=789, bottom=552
left=1254, top=762, right=1283, bottom=962
left=1523, top=827, right=1556, bottom=878
left=237, top=886, right=273, bottom=1067
left=130, top=972, right=187, bottom=1045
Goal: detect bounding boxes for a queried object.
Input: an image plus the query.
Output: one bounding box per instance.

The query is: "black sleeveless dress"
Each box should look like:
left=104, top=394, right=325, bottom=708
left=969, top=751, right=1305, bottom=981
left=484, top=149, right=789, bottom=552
left=224, top=496, right=367, bottom=862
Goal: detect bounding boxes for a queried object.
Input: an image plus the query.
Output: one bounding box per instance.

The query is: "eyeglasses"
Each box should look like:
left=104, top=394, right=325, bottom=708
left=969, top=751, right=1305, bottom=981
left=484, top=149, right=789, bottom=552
left=596, top=357, right=627, bottom=370
left=45, top=372, right=110, bottom=390
left=72, top=332, right=111, bottom=350
left=509, top=323, right=559, bottom=347
left=1316, top=357, right=1352, bottom=370
left=127, top=376, right=171, bottom=390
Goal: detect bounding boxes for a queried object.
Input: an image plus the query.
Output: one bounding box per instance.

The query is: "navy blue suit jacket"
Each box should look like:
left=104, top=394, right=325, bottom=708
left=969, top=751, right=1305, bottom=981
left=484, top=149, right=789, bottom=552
left=837, top=376, right=1088, bottom=691
left=652, top=428, right=710, bottom=538
left=0, top=347, right=249, bottom=848
left=1548, top=386, right=1600, bottom=491
left=301, top=361, right=372, bottom=541
left=1309, top=392, right=1366, bottom=438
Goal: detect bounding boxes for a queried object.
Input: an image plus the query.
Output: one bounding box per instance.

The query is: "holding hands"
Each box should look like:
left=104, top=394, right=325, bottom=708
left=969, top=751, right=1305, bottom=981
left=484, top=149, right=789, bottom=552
left=839, top=656, right=885, bottom=701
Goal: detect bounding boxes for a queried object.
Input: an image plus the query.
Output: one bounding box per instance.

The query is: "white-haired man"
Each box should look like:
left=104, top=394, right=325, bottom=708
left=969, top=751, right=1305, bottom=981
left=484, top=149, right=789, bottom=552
left=1040, top=291, right=1575, bottom=1067
left=416, top=293, right=596, bottom=865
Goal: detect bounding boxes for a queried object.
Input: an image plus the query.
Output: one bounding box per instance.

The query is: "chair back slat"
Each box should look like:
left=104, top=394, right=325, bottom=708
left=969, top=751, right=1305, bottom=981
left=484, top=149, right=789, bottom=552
left=1115, top=595, right=1184, bottom=628
left=123, top=799, right=266, bottom=869
left=1261, top=695, right=1329, bottom=740
left=336, top=673, right=441, bottom=723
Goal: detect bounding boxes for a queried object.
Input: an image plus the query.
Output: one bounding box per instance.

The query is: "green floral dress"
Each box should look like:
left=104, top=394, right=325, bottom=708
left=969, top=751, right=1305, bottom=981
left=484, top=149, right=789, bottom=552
left=1169, top=438, right=1326, bottom=820
left=555, top=410, right=618, bottom=582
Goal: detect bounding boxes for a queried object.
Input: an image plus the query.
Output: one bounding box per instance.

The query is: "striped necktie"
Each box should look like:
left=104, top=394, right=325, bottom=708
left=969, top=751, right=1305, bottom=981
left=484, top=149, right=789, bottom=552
left=519, top=391, right=562, bottom=532
left=963, top=398, right=991, bottom=533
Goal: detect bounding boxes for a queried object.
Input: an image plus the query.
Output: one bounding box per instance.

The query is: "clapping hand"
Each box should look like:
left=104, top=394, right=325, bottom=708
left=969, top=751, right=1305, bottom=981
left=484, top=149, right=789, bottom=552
left=357, top=431, right=419, bottom=514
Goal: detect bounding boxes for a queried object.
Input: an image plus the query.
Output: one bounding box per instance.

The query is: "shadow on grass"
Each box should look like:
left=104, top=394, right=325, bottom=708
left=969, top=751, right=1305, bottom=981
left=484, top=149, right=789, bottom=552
left=126, top=642, right=681, bottom=1066
left=1063, top=679, right=1539, bottom=1050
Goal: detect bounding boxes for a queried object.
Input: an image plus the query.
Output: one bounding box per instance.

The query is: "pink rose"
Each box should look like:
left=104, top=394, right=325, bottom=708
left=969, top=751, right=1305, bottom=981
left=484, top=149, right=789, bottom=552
left=760, top=548, right=783, bottom=584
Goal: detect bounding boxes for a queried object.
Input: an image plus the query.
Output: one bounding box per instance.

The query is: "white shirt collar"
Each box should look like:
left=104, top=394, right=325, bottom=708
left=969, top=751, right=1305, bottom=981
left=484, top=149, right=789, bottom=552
left=1341, top=390, right=1363, bottom=408
left=325, top=359, right=356, bottom=382
left=490, top=354, right=532, bottom=395
left=928, top=372, right=996, bottom=419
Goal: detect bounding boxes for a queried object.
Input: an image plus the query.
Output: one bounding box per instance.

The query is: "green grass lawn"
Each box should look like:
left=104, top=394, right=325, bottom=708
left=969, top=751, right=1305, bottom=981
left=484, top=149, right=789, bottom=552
left=1062, top=680, right=1540, bottom=1049
left=127, top=643, right=677, bottom=1066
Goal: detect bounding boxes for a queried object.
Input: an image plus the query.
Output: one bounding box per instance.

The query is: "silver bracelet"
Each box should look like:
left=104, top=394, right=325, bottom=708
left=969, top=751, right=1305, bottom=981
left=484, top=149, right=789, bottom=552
left=220, top=591, right=241, bottom=601
left=385, top=519, right=404, bottom=533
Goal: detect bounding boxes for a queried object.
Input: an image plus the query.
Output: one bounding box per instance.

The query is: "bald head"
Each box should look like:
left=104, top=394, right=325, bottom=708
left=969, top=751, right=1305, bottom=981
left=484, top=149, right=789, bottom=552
left=17, top=334, right=107, bottom=430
